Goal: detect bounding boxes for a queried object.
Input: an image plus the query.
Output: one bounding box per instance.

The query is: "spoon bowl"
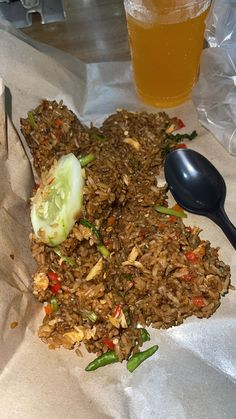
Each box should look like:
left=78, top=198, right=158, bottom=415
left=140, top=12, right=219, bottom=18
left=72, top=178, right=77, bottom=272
left=164, top=149, right=236, bottom=249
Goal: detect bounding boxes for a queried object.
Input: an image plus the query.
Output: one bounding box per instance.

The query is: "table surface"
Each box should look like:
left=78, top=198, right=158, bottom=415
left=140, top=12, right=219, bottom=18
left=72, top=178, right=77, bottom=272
left=22, top=0, right=130, bottom=63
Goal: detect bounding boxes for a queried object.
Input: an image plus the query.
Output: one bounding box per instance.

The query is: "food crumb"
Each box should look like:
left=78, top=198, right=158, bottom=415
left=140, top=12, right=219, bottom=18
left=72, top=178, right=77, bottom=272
left=10, top=321, right=18, bottom=329
left=75, top=347, right=83, bottom=357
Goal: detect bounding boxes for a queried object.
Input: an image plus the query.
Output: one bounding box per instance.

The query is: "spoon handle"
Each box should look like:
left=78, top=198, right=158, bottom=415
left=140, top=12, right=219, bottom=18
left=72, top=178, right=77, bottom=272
left=209, top=207, right=236, bottom=250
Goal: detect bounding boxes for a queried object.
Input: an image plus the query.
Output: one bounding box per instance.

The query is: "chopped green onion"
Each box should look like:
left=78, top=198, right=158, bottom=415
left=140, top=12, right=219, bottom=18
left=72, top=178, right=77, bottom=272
left=28, top=111, right=35, bottom=128
left=153, top=205, right=187, bottom=218
left=50, top=297, right=58, bottom=312
left=53, top=247, right=78, bottom=268
left=80, top=219, right=101, bottom=239
left=79, top=153, right=96, bottom=167
left=81, top=309, right=97, bottom=323
left=79, top=219, right=110, bottom=258
left=97, top=243, right=110, bottom=258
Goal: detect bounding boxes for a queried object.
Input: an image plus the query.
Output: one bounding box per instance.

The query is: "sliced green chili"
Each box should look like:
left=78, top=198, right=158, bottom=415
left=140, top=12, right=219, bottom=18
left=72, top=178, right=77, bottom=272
left=97, top=243, right=110, bottom=258
left=153, top=205, right=187, bottom=218
left=28, top=111, right=35, bottom=128
left=85, top=351, right=119, bottom=371
left=53, top=247, right=78, bottom=268
left=140, top=328, right=151, bottom=343
left=79, top=153, right=96, bottom=167
left=127, top=345, right=159, bottom=373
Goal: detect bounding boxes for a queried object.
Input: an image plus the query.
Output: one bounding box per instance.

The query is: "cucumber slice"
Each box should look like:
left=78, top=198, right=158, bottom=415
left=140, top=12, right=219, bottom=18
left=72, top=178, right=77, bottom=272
left=31, top=153, right=84, bottom=246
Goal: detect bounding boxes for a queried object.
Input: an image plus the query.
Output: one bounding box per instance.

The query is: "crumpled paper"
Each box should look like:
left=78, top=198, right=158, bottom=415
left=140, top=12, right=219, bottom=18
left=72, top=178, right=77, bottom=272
left=0, top=18, right=236, bottom=419
left=192, top=0, right=236, bottom=156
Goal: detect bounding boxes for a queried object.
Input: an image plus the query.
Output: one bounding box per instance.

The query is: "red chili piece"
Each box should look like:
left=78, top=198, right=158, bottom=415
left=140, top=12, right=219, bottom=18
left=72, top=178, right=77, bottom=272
left=47, top=271, right=59, bottom=281
left=192, top=296, right=206, bottom=308
left=113, top=304, right=122, bottom=319
left=185, top=251, right=198, bottom=263
left=177, top=118, right=185, bottom=129
left=50, top=282, right=62, bottom=294
left=44, top=304, right=52, bottom=315
left=55, top=118, right=63, bottom=128
left=168, top=216, right=177, bottom=223
left=176, top=143, right=187, bottom=149
left=102, top=338, right=115, bottom=350
left=172, top=117, right=186, bottom=130
left=47, top=271, right=61, bottom=294
left=182, top=274, right=194, bottom=283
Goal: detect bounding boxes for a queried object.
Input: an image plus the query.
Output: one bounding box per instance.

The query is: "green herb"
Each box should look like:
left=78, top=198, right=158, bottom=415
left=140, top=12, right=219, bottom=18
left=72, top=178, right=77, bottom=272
left=166, top=130, right=198, bottom=142
left=127, top=345, right=159, bottom=373
left=162, top=130, right=198, bottom=157
left=153, top=205, right=187, bottom=218
left=85, top=351, right=119, bottom=371
left=53, top=247, right=78, bottom=268
left=79, top=153, right=96, bottom=167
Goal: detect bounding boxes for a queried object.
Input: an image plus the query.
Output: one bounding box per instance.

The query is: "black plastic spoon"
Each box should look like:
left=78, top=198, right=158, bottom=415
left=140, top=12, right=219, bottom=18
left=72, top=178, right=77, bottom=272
left=164, top=148, right=236, bottom=249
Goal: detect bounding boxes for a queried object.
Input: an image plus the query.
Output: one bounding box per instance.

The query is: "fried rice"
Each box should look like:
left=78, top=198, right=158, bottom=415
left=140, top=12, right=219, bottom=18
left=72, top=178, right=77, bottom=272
left=20, top=100, right=232, bottom=364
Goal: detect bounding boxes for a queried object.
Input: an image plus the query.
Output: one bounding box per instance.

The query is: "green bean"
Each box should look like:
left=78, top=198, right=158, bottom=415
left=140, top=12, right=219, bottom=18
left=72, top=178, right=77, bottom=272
left=140, top=328, right=150, bottom=343
left=127, top=345, right=159, bottom=373
left=153, top=205, right=187, bottom=218
left=85, top=351, right=119, bottom=371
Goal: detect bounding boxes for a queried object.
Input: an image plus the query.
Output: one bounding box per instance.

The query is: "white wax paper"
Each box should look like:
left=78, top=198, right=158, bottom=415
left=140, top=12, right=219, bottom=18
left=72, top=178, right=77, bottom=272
left=0, top=17, right=235, bottom=419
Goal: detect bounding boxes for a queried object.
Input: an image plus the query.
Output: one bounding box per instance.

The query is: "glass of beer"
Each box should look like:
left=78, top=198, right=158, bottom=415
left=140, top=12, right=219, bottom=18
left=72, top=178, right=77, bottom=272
left=124, top=0, right=211, bottom=108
